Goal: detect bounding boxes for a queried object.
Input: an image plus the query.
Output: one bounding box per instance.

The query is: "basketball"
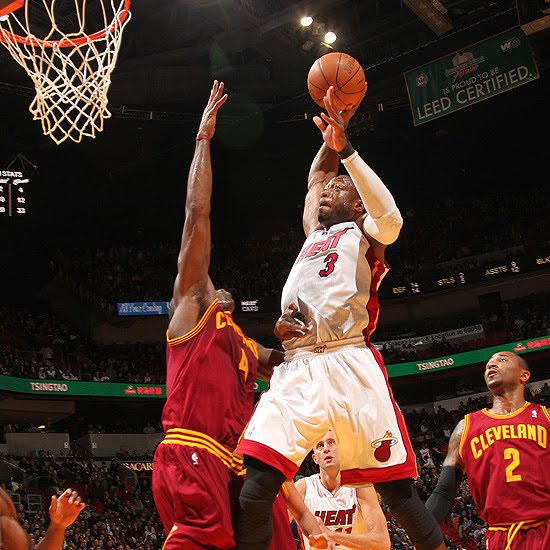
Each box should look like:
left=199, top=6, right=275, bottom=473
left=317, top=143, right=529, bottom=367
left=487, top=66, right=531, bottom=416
left=307, top=52, right=366, bottom=111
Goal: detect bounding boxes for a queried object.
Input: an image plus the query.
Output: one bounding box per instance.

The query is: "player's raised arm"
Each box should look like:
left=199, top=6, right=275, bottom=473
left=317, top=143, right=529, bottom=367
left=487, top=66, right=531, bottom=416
left=303, top=142, right=339, bottom=236
left=425, top=419, right=466, bottom=523
left=35, top=489, right=86, bottom=550
left=313, top=87, right=402, bottom=248
left=169, top=81, right=228, bottom=334
left=303, top=94, right=364, bottom=237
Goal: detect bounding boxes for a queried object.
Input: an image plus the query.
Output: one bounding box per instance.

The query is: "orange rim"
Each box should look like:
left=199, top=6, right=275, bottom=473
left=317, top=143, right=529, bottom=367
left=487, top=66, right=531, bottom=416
left=0, top=0, right=130, bottom=47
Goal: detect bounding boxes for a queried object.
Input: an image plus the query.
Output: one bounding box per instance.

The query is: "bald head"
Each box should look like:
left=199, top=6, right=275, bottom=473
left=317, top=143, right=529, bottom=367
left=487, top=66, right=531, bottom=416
left=0, top=487, right=17, bottom=518
left=484, top=351, right=530, bottom=393
left=0, top=488, right=32, bottom=550
left=216, top=289, right=235, bottom=313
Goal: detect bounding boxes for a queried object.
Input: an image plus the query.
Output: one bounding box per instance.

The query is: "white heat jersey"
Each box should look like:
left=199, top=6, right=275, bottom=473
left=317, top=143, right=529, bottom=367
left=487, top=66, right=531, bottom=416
left=281, top=221, right=388, bottom=350
left=301, top=474, right=366, bottom=550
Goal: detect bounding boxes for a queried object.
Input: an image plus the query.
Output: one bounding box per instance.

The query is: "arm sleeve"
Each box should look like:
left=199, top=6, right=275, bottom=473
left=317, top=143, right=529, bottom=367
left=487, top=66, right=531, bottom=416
left=425, top=466, right=464, bottom=523
left=341, top=150, right=403, bottom=245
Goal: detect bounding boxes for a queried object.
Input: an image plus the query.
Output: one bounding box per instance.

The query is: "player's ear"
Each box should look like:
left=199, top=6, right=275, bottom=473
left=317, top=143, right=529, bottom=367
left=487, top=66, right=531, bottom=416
left=520, top=369, right=531, bottom=384
left=354, top=199, right=365, bottom=215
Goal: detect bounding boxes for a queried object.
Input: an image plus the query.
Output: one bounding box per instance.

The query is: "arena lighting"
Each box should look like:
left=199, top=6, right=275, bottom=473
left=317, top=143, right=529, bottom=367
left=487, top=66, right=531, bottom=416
left=300, top=15, right=313, bottom=27
left=324, top=31, right=337, bottom=44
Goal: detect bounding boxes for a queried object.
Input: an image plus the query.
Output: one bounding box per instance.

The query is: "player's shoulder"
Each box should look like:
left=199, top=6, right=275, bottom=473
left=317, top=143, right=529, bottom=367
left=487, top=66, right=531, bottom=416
left=534, top=403, right=550, bottom=422
left=294, top=476, right=308, bottom=498
left=166, top=295, right=219, bottom=343
left=449, top=417, right=467, bottom=444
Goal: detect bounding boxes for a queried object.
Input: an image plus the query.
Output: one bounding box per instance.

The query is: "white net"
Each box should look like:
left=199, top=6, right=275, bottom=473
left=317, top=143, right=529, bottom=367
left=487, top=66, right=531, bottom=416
left=0, top=0, right=131, bottom=145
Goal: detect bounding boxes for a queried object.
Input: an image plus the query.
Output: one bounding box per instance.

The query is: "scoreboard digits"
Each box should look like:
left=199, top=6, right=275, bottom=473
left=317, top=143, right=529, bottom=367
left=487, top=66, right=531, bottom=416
left=0, top=170, right=30, bottom=217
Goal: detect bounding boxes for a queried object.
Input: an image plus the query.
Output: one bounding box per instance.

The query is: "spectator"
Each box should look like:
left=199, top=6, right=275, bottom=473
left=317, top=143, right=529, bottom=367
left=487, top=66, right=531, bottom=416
left=142, top=423, right=155, bottom=435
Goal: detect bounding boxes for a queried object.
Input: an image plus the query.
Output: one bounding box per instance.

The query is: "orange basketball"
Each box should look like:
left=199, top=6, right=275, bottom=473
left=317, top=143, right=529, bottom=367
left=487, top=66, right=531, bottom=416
left=307, top=52, right=366, bottom=111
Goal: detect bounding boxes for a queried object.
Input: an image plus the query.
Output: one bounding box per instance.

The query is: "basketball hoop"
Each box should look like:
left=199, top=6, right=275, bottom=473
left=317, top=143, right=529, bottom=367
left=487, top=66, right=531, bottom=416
left=0, top=0, right=132, bottom=145
left=0, top=1, right=24, bottom=18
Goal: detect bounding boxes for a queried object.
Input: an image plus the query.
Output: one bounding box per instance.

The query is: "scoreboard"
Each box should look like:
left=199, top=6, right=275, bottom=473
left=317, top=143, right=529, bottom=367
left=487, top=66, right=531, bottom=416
left=383, top=251, right=550, bottom=298
left=0, top=170, right=31, bottom=217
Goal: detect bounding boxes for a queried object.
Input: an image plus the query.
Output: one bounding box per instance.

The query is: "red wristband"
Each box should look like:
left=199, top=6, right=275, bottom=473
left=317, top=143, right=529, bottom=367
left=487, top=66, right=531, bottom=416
left=196, top=134, right=211, bottom=141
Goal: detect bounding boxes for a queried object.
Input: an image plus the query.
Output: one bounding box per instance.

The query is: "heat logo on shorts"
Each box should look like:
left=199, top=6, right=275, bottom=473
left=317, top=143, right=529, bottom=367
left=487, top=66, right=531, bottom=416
left=371, top=431, right=398, bottom=462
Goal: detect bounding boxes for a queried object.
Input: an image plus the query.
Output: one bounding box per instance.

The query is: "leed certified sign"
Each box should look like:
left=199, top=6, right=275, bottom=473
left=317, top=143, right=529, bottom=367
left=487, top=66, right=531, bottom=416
left=404, top=26, right=539, bottom=125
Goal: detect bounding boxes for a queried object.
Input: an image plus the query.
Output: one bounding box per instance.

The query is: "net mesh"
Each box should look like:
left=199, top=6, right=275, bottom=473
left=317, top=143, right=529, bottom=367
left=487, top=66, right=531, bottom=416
left=0, top=0, right=131, bottom=145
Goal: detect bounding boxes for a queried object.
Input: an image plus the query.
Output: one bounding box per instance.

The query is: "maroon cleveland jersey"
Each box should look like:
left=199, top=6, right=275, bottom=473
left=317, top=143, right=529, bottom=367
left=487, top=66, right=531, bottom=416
left=161, top=299, right=259, bottom=456
left=459, top=402, right=550, bottom=526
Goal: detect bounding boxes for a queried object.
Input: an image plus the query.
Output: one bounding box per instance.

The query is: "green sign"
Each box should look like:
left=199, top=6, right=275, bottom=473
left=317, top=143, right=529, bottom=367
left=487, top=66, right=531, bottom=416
left=0, top=376, right=268, bottom=397
left=404, top=26, right=539, bottom=126
left=254, top=380, right=269, bottom=392
left=0, top=378, right=166, bottom=398
left=385, top=335, right=550, bottom=377
left=1, top=335, right=548, bottom=397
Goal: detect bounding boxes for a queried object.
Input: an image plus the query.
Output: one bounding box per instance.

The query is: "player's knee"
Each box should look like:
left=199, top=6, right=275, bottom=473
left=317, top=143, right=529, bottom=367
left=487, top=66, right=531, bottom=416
left=375, top=479, right=443, bottom=550
left=243, top=456, right=285, bottom=497
left=239, top=477, right=279, bottom=506
left=375, top=478, right=414, bottom=506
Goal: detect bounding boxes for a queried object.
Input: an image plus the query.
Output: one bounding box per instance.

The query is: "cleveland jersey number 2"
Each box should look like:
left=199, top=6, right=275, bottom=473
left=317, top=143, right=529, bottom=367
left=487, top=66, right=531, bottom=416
left=504, top=448, right=522, bottom=482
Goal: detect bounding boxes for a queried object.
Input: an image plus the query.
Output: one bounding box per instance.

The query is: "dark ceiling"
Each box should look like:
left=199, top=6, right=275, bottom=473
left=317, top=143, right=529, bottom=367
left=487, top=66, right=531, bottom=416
left=108, top=0, right=544, bottom=109
left=0, top=0, right=549, bottom=293
left=1, top=0, right=548, bottom=139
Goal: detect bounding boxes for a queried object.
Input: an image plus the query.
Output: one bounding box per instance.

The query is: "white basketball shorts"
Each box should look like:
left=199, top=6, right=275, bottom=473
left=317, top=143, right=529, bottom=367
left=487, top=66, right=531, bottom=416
left=236, top=339, right=418, bottom=485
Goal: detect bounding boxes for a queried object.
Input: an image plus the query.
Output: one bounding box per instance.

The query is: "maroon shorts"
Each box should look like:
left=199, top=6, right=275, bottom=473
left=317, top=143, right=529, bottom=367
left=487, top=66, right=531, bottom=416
left=153, top=443, right=242, bottom=549
left=485, top=520, right=550, bottom=549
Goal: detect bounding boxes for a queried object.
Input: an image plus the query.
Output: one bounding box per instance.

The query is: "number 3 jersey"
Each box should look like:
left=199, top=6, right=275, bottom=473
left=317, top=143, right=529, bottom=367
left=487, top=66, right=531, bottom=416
left=281, top=222, right=388, bottom=351
left=459, top=402, right=550, bottom=526
left=300, top=474, right=366, bottom=550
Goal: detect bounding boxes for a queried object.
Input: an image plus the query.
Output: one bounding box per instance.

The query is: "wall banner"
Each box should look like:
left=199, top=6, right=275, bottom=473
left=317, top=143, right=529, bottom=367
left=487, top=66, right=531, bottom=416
left=404, top=26, right=539, bottom=126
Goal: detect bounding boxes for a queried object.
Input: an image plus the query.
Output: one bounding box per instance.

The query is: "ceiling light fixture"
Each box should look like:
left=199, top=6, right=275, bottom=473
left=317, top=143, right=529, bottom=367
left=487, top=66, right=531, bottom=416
left=300, top=16, right=313, bottom=27
left=324, top=31, right=337, bottom=44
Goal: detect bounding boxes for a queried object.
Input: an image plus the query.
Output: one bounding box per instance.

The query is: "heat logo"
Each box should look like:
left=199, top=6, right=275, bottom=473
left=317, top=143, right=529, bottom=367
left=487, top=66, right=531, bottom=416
left=371, top=431, right=398, bottom=462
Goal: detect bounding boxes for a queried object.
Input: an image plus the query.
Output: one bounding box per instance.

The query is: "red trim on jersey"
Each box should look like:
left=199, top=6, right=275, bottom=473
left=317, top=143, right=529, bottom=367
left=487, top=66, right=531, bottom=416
left=341, top=462, right=417, bottom=485
left=480, top=401, right=529, bottom=419
left=458, top=414, right=471, bottom=460
left=363, top=247, right=388, bottom=339
left=236, top=439, right=298, bottom=479
left=362, top=342, right=418, bottom=480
